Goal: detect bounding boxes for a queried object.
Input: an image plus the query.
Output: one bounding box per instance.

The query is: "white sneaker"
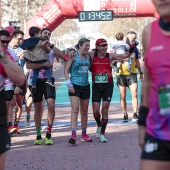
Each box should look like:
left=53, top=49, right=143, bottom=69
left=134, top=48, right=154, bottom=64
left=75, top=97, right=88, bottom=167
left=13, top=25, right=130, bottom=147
left=100, top=134, right=108, bottom=143
left=25, top=121, right=31, bottom=127
left=42, top=126, right=48, bottom=131
left=96, top=127, right=101, bottom=138
left=25, top=114, right=31, bottom=127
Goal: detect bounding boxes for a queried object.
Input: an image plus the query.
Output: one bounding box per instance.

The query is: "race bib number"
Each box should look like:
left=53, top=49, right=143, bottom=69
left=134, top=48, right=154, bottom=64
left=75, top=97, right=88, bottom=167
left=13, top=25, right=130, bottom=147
left=78, top=62, right=89, bottom=73
left=158, top=85, right=170, bottom=115
left=95, top=74, right=108, bottom=83
left=78, top=65, right=89, bottom=73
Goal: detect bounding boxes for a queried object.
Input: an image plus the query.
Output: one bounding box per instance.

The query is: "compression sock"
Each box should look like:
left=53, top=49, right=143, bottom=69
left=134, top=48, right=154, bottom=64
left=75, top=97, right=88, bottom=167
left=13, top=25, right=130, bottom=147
left=36, top=127, right=41, bottom=136
left=101, top=119, right=108, bottom=135
left=47, top=125, right=52, bottom=134
left=82, top=128, right=86, bottom=134
left=72, top=129, right=76, bottom=136
left=94, top=114, right=102, bottom=127
left=26, top=114, right=31, bottom=122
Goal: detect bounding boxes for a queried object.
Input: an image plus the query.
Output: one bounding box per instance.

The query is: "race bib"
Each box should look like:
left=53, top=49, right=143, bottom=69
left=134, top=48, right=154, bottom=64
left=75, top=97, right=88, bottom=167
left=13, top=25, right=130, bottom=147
left=158, top=85, right=170, bottom=115
left=95, top=74, right=108, bottom=83
left=78, top=65, right=89, bottom=73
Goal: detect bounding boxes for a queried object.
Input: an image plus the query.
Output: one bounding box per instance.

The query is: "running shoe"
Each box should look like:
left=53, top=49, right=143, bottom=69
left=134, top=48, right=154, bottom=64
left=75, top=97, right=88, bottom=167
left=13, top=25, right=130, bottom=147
left=25, top=114, right=31, bottom=127
left=123, top=113, right=128, bottom=122
left=45, top=79, right=55, bottom=88
left=132, top=113, right=139, bottom=121
left=45, top=133, right=53, bottom=145
left=81, top=133, right=92, bottom=142
left=45, top=138, right=53, bottom=145
left=34, top=135, right=43, bottom=145
left=8, top=126, right=17, bottom=135
left=96, top=126, right=101, bottom=138
left=100, top=134, right=108, bottom=143
left=13, top=125, right=21, bottom=134
left=41, top=126, right=48, bottom=131
left=68, top=134, right=76, bottom=144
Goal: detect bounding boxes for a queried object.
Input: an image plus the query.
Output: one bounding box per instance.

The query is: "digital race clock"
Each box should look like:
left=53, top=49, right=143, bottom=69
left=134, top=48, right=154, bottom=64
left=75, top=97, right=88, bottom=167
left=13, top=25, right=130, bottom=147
left=78, top=10, right=113, bottom=22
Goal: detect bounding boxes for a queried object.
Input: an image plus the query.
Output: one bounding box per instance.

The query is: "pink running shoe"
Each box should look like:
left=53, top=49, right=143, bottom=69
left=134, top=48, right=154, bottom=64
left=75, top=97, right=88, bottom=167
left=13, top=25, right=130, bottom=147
left=81, top=133, right=92, bottom=142
left=68, top=134, right=76, bottom=144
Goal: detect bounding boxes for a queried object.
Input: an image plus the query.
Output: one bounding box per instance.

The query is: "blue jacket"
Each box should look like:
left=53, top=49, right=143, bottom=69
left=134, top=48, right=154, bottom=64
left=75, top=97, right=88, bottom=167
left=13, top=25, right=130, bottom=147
left=21, top=37, right=41, bottom=50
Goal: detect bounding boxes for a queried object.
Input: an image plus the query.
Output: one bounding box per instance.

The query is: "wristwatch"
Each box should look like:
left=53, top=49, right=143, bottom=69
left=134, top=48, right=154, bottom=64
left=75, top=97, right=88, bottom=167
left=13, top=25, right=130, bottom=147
left=50, top=44, right=54, bottom=49
left=0, top=50, right=7, bottom=59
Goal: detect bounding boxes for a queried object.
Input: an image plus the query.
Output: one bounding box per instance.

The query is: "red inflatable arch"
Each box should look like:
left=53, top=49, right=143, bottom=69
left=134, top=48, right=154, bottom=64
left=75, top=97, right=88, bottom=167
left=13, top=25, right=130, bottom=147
left=26, top=0, right=157, bottom=38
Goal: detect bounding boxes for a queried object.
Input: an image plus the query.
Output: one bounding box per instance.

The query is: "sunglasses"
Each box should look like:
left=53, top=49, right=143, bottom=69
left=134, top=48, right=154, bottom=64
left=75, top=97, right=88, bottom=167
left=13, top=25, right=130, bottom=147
left=99, top=44, right=108, bottom=47
left=1, top=40, right=10, bottom=44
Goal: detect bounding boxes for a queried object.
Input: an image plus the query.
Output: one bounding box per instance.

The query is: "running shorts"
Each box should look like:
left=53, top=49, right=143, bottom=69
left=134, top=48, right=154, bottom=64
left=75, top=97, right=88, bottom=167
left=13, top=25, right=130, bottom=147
left=0, top=90, right=10, bottom=154
left=69, top=84, right=90, bottom=100
left=5, top=90, right=14, bottom=101
left=0, top=127, right=10, bottom=154
left=117, top=73, right=137, bottom=87
left=33, top=77, right=56, bottom=102
left=141, top=133, right=170, bottom=161
left=92, top=82, right=113, bottom=103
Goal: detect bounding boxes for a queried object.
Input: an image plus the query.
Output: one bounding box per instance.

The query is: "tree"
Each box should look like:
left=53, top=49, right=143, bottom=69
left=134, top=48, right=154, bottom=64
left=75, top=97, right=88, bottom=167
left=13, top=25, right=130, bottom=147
left=1, top=0, right=48, bottom=31
left=51, top=19, right=80, bottom=49
left=1, top=0, right=80, bottom=49
left=98, top=17, right=155, bottom=48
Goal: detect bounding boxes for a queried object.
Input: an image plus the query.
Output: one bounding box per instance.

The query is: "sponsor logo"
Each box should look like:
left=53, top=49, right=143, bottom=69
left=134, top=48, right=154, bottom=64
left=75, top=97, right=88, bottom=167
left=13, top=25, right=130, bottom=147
left=143, top=140, right=158, bottom=153
left=98, top=76, right=106, bottom=82
left=150, top=45, right=164, bottom=52
left=78, top=66, right=89, bottom=73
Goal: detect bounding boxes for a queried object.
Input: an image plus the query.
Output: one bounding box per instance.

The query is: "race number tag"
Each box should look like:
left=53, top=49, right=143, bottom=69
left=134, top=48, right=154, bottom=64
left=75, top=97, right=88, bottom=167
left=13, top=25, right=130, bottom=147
left=158, top=85, right=170, bottom=115
left=95, top=74, right=108, bottom=83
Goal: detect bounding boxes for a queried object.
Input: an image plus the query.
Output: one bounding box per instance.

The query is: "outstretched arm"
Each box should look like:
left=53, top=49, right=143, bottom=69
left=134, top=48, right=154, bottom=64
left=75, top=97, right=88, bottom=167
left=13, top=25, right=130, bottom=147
left=51, top=46, right=64, bottom=60
left=136, top=58, right=143, bottom=81
left=47, top=42, right=64, bottom=60
left=26, top=60, right=51, bottom=69
left=138, top=23, right=151, bottom=149
left=140, top=23, right=151, bottom=108
left=0, top=50, right=25, bottom=85
left=64, top=57, right=74, bottom=80
left=109, top=51, right=131, bottom=61
left=141, top=67, right=150, bottom=108
left=64, top=56, right=75, bottom=94
left=109, top=44, right=135, bottom=61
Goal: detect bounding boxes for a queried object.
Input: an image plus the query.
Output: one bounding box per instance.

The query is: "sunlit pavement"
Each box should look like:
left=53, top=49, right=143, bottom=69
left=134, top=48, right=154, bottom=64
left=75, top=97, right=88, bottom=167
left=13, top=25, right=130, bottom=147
left=5, top=66, right=141, bottom=170
left=6, top=104, right=140, bottom=170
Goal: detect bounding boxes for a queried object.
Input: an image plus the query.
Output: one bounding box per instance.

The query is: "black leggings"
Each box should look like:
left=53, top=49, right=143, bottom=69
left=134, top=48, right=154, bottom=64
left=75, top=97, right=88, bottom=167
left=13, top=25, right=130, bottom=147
left=0, top=90, right=7, bottom=128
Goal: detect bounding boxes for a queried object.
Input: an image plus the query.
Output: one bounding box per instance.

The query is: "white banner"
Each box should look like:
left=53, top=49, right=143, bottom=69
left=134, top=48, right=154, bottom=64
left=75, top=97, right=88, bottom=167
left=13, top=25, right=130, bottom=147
left=84, top=0, right=100, bottom=11
left=100, top=0, right=137, bottom=17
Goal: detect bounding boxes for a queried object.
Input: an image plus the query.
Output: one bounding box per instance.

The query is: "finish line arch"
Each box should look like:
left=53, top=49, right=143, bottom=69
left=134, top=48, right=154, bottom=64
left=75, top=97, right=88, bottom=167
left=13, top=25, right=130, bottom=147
left=26, top=0, right=157, bottom=38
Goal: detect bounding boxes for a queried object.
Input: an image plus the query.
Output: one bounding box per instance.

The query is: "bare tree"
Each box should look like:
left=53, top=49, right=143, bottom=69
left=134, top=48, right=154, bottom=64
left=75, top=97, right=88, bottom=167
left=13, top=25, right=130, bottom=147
left=52, top=19, right=80, bottom=49
left=98, top=17, right=155, bottom=47
left=1, top=0, right=48, bottom=30
left=1, top=0, right=80, bottom=49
